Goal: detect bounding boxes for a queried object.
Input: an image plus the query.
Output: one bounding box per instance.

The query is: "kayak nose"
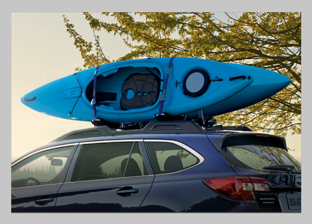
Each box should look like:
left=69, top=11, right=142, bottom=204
left=21, top=89, right=51, bottom=115
left=21, top=93, right=39, bottom=115
left=20, top=75, right=88, bottom=120
left=229, top=63, right=291, bottom=89
left=263, top=69, right=291, bottom=93
left=22, top=95, right=36, bottom=102
left=263, top=67, right=291, bottom=87
left=21, top=90, right=37, bottom=106
left=20, top=78, right=65, bottom=117
left=279, top=72, right=291, bottom=86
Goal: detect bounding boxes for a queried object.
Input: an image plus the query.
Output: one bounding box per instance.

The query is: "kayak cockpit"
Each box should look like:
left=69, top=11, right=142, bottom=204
left=85, top=66, right=161, bottom=111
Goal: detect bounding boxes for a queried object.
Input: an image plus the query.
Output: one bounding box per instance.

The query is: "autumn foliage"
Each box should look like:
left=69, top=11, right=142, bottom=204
left=63, top=12, right=301, bottom=137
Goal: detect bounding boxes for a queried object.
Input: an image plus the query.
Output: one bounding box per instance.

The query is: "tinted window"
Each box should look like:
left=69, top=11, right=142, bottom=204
left=145, top=142, right=199, bottom=174
left=126, top=142, right=148, bottom=177
left=71, top=142, right=148, bottom=182
left=11, top=146, right=73, bottom=188
left=221, top=145, right=301, bottom=172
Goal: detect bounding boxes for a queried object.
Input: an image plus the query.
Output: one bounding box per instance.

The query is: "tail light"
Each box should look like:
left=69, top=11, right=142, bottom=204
left=202, top=177, right=273, bottom=201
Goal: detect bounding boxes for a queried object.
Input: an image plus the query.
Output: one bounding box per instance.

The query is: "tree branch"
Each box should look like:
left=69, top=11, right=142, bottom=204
left=92, top=28, right=111, bottom=63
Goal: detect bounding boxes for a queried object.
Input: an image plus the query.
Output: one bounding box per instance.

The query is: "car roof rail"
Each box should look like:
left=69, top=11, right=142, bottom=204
left=207, top=125, right=253, bottom=131
left=51, top=121, right=207, bottom=142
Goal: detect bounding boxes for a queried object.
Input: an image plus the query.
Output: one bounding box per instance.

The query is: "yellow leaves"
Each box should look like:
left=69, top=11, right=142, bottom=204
left=63, top=12, right=301, bottom=136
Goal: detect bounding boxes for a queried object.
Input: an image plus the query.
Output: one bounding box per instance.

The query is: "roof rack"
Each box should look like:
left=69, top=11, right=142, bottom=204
left=51, top=121, right=207, bottom=143
left=207, top=125, right=253, bottom=131
left=51, top=118, right=253, bottom=143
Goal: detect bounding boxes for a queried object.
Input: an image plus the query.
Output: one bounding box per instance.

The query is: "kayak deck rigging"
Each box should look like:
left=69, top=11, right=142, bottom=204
left=85, top=66, right=162, bottom=111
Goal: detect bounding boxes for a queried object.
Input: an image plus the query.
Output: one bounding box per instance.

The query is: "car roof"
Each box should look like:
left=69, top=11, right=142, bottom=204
left=51, top=121, right=206, bottom=143
left=11, top=121, right=261, bottom=165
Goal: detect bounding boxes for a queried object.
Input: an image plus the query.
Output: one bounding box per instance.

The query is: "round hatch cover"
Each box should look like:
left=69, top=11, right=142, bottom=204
left=183, top=69, right=210, bottom=97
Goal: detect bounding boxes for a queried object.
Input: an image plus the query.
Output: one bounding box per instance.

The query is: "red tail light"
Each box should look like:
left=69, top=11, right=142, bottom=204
left=202, top=177, right=273, bottom=201
left=255, top=134, right=269, bottom=137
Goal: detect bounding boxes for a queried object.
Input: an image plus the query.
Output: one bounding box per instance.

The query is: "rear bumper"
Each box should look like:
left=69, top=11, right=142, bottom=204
left=278, top=192, right=301, bottom=213
left=218, top=192, right=301, bottom=212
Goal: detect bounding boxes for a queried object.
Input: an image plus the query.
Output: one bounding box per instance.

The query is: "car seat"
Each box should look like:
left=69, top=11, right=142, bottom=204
left=164, top=156, right=183, bottom=173
left=121, top=158, right=142, bottom=177
left=75, top=155, right=102, bottom=181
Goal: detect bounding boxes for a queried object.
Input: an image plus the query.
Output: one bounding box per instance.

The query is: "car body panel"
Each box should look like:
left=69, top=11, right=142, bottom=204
left=12, top=184, right=62, bottom=212
left=138, top=136, right=251, bottom=212
left=54, top=140, right=155, bottom=212
left=11, top=122, right=301, bottom=212
left=11, top=144, right=78, bottom=212
left=55, top=176, right=155, bottom=212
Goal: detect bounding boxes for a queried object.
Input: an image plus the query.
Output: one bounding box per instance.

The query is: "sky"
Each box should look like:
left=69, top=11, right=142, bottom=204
left=11, top=13, right=302, bottom=163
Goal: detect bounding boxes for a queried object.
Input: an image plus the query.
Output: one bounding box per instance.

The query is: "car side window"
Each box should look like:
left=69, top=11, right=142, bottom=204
left=71, top=141, right=148, bottom=182
left=11, top=146, right=73, bottom=189
left=145, top=142, right=199, bottom=174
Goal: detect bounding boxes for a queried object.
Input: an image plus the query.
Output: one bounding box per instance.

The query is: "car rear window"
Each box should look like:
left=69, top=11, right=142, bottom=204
left=218, top=135, right=301, bottom=172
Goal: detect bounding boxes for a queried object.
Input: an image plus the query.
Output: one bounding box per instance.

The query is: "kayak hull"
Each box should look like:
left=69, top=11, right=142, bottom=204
left=21, top=57, right=290, bottom=123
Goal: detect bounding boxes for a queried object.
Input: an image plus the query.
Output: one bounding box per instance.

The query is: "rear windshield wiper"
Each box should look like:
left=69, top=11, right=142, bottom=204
left=263, top=164, right=294, bottom=172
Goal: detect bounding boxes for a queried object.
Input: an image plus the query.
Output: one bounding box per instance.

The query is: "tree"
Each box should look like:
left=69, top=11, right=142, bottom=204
left=63, top=12, right=301, bottom=137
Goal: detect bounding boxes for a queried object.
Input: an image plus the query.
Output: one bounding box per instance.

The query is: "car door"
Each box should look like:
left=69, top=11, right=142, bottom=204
left=11, top=144, right=77, bottom=212
left=136, top=139, right=210, bottom=212
left=55, top=140, right=155, bottom=212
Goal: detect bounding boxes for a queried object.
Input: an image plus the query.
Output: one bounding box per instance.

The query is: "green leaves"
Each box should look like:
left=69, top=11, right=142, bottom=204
left=63, top=12, right=301, bottom=137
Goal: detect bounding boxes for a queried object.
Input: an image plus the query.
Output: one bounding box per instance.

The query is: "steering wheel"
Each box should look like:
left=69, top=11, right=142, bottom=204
left=23, top=177, right=42, bottom=186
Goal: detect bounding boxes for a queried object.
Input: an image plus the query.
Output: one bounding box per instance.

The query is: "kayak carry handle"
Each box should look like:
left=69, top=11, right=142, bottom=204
left=229, top=75, right=252, bottom=81
left=23, top=96, right=36, bottom=102
left=229, top=75, right=246, bottom=81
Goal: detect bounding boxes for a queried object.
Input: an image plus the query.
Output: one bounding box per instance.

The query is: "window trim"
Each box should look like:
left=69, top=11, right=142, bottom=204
left=11, top=143, right=78, bottom=167
left=78, top=139, right=144, bottom=145
left=143, top=139, right=205, bottom=175
left=64, top=139, right=154, bottom=183
left=11, top=182, right=63, bottom=190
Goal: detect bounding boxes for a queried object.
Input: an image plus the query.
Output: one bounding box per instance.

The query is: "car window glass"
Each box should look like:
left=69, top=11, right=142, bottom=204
left=71, top=142, right=147, bottom=182
left=222, top=145, right=301, bottom=172
left=11, top=146, right=73, bottom=189
left=145, top=142, right=199, bottom=174
left=126, top=142, right=148, bottom=177
left=227, top=146, right=271, bottom=170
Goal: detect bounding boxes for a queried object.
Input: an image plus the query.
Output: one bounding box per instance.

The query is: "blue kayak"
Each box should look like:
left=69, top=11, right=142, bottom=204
left=21, top=57, right=290, bottom=123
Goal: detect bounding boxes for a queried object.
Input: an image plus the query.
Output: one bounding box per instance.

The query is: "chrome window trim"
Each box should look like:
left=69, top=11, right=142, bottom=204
left=79, top=139, right=144, bottom=145
left=11, top=143, right=78, bottom=167
left=11, top=183, right=63, bottom=190
left=65, top=174, right=155, bottom=185
left=144, top=139, right=205, bottom=175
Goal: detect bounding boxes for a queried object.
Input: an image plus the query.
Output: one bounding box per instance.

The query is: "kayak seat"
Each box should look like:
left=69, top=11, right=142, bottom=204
left=120, top=73, right=160, bottom=110
left=86, top=81, right=117, bottom=103
left=96, top=92, right=117, bottom=102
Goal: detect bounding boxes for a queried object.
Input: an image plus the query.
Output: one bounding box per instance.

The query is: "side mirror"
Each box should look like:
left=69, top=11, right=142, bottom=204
left=51, top=159, right=63, bottom=166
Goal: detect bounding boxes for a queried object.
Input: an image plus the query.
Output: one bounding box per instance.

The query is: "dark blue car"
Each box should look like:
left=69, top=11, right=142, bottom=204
left=11, top=121, right=301, bottom=212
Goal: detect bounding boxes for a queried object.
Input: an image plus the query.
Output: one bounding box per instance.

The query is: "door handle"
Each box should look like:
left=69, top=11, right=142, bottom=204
left=35, top=197, right=54, bottom=205
left=117, top=187, right=139, bottom=196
